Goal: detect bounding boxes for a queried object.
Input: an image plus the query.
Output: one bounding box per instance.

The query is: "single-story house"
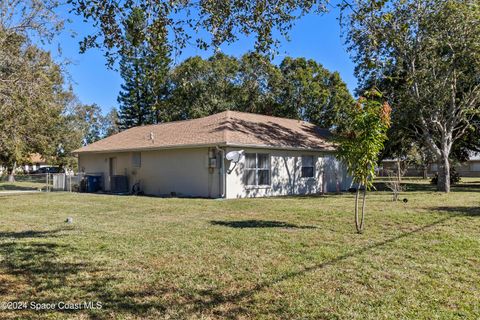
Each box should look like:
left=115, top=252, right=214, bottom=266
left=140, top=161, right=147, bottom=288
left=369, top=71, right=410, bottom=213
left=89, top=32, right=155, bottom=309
left=74, top=111, right=351, bottom=198
left=0, top=153, right=49, bottom=175
left=380, top=152, right=480, bottom=178
left=23, top=153, right=49, bottom=173
left=450, top=152, right=480, bottom=177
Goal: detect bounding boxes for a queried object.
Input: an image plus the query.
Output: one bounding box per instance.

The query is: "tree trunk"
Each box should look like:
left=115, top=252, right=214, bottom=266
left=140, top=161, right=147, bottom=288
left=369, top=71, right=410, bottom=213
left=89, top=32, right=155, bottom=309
left=7, top=162, right=16, bottom=183
left=355, top=185, right=365, bottom=233
left=354, top=187, right=359, bottom=231
left=396, top=159, right=402, bottom=184
left=392, top=190, right=398, bottom=202
left=437, top=154, right=450, bottom=193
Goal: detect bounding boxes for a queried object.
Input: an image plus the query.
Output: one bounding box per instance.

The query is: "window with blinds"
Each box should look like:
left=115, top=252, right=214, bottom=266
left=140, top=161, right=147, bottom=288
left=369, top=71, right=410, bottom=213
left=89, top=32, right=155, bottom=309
left=301, top=155, right=314, bottom=178
left=244, top=153, right=270, bottom=186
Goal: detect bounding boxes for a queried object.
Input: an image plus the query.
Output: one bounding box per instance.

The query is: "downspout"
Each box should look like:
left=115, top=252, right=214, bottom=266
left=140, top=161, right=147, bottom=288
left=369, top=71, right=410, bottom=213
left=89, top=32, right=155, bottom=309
left=216, top=146, right=226, bottom=198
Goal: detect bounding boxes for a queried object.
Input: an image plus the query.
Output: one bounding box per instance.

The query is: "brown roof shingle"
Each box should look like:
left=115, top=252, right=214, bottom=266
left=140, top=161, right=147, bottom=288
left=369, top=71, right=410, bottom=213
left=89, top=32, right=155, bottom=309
left=74, top=111, right=335, bottom=153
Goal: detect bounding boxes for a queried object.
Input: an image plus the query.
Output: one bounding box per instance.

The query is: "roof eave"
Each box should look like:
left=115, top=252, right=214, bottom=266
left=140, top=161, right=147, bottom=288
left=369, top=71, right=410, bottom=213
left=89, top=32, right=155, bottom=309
left=73, top=142, right=229, bottom=154
left=224, top=142, right=336, bottom=152
left=74, top=141, right=336, bottom=154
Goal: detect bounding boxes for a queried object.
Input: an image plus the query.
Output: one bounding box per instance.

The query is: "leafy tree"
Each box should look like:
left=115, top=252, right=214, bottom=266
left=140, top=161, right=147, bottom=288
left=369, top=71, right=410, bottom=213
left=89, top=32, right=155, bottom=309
left=74, top=103, right=105, bottom=145
left=278, top=57, right=354, bottom=127
left=336, top=90, right=391, bottom=233
left=117, top=7, right=171, bottom=129
left=0, top=0, right=64, bottom=41
left=53, top=99, right=85, bottom=170
left=67, top=0, right=328, bottom=66
left=450, top=114, right=480, bottom=162
left=166, top=53, right=354, bottom=125
left=0, top=31, right=71, bottom=181
left=166, top=54, right=239, bottom=120
left=0, top=0, right=67, bottom=180
left=236, top=53, right=283, bottom=116
left=103, top=108, right=120, bottom=137
left=341, top=0, right=480, bottom=192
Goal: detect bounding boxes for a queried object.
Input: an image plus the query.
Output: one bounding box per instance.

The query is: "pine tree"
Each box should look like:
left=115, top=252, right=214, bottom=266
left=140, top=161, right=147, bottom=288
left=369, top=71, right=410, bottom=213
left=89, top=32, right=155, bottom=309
left=117, top=7, right=171, bottom=130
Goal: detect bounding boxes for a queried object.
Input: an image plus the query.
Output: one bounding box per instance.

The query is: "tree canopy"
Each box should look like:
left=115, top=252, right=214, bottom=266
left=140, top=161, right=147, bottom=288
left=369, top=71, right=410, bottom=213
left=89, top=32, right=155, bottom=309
left=0, top=30, right=72, bottom=176
left=336, top=90, right=392, bottom=233
left=67, top=0, right=328, bottom=66
left=117, top=7, right=171, bottom=129
left=159, top=53, right=354, bottom=127
left=342, top=0, right=480, bottom=192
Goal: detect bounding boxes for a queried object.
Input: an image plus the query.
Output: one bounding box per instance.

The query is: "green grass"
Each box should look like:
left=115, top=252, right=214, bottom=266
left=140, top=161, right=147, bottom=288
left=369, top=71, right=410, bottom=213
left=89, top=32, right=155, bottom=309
left=0, top=181, right=45, bottom=191
left=0, top=180, right=479, bottom=319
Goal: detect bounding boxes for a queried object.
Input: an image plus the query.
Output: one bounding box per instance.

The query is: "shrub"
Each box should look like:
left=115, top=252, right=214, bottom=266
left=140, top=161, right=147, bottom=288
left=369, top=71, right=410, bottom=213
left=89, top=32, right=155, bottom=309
left=431, top=168, right=461, bottom=185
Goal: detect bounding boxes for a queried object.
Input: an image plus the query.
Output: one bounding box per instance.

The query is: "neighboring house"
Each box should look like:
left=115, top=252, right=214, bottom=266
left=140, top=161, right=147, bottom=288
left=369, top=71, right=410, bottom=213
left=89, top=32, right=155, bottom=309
left=0, top=153, right=49, bottom=175
left=445, top=152, right=480, bottom=177
left=74, top=111, right=351, bottom=198
left=380, top=152, right=480, bottom=178
left=23, top=153, right=49, bottom=173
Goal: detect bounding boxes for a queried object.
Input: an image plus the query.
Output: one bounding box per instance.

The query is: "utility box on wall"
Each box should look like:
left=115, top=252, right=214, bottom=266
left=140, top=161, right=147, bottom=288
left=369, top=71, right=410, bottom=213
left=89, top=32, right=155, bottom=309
left=206, top=148, right=221, bottom=169
left=208, top=158, right=217, bottom=168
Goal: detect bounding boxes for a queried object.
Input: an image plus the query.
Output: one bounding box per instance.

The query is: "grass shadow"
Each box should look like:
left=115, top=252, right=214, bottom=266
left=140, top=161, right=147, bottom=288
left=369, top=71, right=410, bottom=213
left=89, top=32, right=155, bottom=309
left=431, top=206, right=480, bottom=216
left=0, top=206, right=475, bottom=318
left=186, top=215, right=455, bottom=317
left=0, top=184, right=41, bottom=191
left=210, top=219, right=317, bottom=229
left=0, top=227, right=170, bottom=318
left=0, top=229, right=65, bottom=239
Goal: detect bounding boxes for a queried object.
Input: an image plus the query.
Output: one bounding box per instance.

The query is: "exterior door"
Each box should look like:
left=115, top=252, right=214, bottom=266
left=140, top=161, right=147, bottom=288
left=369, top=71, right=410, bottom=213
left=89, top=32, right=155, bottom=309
left=109, top=157, right=117, bottom=191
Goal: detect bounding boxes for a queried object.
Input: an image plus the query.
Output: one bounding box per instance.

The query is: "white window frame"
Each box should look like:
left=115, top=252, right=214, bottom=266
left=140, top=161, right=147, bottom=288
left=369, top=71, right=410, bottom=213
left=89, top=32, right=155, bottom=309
left=132, top=152, right=141, bottom=168
left=244, top=153, right=271, bottom=187
left=301, top=155, right=315, bottom=179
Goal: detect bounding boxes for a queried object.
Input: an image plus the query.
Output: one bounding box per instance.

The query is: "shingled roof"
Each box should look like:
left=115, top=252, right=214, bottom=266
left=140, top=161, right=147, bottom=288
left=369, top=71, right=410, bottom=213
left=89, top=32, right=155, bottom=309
left=74, top=111, right=335, bottom=153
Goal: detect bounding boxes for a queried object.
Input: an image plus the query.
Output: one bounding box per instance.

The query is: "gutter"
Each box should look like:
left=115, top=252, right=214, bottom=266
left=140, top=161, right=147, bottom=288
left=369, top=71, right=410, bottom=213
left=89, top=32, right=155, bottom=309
left=74, top=142, right=335, bottom=155
left=215, top=146, right=226, bottom=198
left=73, top=142, right=229, bottom=155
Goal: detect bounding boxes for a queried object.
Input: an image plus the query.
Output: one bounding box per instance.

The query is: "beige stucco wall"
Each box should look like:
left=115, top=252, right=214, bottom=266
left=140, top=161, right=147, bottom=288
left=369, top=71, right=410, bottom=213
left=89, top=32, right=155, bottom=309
left=78, top=146, right=351, bottom=199
left=224, top=147, right=352, bottom=199
left=78, top=148, right=221, bottom=197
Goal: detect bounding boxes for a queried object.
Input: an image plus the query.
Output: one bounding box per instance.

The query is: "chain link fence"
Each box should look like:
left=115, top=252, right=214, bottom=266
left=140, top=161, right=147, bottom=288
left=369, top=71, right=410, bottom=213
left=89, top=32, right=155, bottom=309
left=0, top=173, right=86, bottom=193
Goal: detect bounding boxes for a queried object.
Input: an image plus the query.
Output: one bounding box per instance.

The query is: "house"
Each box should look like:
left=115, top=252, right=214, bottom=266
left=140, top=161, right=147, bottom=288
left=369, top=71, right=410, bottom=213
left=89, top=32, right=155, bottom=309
left=74, top=111, right=351, bottom=198
left=446, top=152, right=480, bottom=177
left=0, top=153, right=49, bottom=175
left=379, top=152, right=480, bottom=178
left=23, top=153, right=49, bottom=173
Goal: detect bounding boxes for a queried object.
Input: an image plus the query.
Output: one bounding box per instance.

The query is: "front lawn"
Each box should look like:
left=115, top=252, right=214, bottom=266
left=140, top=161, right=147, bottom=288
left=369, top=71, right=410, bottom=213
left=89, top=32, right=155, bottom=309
left=0, top=182, right=479, bottom=319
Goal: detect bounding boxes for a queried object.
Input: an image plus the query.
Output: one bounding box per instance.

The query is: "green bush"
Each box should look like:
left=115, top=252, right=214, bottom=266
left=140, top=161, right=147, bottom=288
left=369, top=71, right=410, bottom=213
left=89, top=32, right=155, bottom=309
left=431, top=168, right=461, bottom=185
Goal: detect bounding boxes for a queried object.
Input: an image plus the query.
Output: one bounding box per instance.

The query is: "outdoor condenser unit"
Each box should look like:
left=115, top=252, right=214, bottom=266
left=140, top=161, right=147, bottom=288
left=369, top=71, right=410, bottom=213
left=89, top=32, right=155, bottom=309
left=111, top=175, right=129, bottom=194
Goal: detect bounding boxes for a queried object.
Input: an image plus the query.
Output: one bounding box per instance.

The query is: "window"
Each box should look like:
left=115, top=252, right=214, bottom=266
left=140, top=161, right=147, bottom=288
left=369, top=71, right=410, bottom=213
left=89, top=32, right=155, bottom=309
left=132, top=152, right=141, bottom=168
left=301, top=156, right=315, bottom=178
left=244, top=153, right=270, bottom=186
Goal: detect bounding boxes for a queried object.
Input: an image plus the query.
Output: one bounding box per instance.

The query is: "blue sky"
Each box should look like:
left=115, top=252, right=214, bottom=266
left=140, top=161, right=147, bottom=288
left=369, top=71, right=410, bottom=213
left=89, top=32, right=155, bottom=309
left=49, top=7, right=356, bottom=114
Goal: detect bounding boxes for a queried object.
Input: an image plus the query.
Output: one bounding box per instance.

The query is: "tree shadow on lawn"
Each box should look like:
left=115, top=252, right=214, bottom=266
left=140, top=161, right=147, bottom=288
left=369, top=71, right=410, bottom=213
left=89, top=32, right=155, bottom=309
left=183, top=213, right=468, bottom=318
left=399, top=180, right=480, bottom=193
left=0, top=209, right=473, bottom=319
left=0, top=184, right=41, bottom=191
left=431, top=206, right=480, bottom=216
left=210, top=219, right=317, bottom=229
left=0, top=228, right=169, bottom=319
left=0, top=229, right=65, bottom=239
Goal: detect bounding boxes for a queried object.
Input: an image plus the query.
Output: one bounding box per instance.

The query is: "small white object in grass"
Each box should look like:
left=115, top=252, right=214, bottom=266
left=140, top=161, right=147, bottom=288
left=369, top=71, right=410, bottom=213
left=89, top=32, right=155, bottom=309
left=65, top=217, right=73, bottom=224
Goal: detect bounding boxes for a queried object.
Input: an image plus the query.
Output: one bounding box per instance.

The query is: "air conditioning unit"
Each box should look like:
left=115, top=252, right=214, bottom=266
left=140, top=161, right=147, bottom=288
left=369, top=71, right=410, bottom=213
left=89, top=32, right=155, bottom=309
left=111, top=175, right=129, bottom=194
